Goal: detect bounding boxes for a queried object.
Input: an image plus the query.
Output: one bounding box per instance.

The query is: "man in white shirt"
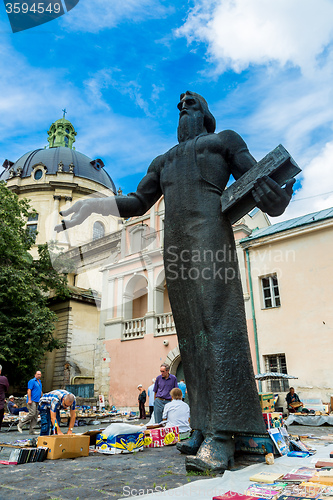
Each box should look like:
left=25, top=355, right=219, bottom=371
left=162, top=388, right=191, bottom=436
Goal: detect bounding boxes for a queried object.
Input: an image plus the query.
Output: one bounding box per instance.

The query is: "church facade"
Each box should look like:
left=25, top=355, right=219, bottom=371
left=0, top=116, right=121, bottom=392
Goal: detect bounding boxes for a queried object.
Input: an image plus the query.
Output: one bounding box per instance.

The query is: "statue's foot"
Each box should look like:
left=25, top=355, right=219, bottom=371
left=176, top=429, right=204, bottom=455
left=185, top=435, right=235, bottom=473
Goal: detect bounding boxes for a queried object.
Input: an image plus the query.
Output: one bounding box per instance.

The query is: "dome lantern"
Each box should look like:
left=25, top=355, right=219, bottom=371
left=47, top=110, right=77, bottom=149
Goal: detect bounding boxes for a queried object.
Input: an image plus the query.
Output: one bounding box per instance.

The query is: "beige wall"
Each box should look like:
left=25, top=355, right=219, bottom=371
left=69, top=299, right=100, bottom=379
left=44, top=297, right=100, bottom=391
left=245, top=221, right=333, bottom=402
left=8, top=170, right=120, bottom=266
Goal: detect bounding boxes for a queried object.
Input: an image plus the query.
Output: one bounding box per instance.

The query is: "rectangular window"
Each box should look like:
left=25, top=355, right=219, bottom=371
left=26, top=212, right=38, bottom=243
left=28, top=213, right=38, bottom=222
left=26, top=223, right=38, bottom=242
left=261, top=274, right=280, bottom=308
left=264, top=354, right=289, bottom=392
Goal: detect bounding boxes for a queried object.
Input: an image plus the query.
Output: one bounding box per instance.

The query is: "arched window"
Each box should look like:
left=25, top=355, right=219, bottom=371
left=93, top=221, right=105, bottom=240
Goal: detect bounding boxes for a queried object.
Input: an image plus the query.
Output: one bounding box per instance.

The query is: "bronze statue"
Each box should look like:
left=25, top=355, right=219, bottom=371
left=56, top=91, right=295, bottom=472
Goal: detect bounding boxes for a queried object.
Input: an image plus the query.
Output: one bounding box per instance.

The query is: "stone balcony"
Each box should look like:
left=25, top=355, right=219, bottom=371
left=121, top=312, right=176, bottom=340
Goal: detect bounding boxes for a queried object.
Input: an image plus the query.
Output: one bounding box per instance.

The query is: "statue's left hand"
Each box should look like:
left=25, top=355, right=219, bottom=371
left=54, top=199, right=101, bottom=232
left=252, top=176, right=295, bottom=217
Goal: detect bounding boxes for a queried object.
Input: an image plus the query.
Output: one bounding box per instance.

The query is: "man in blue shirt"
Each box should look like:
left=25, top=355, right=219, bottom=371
left=17, top=370, right=42, bottom=435
left=178, top=379, right=187, bottom=401
left=153, top=364, right=178, bottom=423
left=39, top=389, right=76, bottom=435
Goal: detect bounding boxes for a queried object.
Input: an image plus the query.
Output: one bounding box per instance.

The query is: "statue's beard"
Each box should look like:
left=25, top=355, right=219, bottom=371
left=177, top=111, right=205, bottom=143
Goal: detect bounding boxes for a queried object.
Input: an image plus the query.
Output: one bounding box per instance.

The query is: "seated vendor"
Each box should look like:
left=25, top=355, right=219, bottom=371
left=162, top=388, right=191, bottom=438
left=286, top=387, right=303, bottom=413
left=7, top=395, right=28, bottom=415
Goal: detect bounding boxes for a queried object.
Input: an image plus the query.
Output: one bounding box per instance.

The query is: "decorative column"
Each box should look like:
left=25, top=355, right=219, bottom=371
left=145, top=265, right=155, bottom=335
left=150, top=204, right=156, bottom=249
left=104, top=276, right=124, bottom=340
left=116, top=276, right=124, bottom=319
left=105, top=277, right=115, bottom=323
left=53, top=195, right=61, bottom=241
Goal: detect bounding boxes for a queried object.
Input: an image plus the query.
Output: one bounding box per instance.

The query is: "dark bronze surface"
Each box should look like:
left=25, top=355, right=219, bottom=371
left=56, top=91, right=297, bottom=471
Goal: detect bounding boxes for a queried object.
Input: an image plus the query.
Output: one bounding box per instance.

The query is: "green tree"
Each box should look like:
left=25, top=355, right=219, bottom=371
left=0, top=181, right=69, bottom=387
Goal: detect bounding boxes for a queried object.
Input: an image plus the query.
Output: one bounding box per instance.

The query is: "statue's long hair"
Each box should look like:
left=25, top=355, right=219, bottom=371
left=180, top=91, right=216, bottom=133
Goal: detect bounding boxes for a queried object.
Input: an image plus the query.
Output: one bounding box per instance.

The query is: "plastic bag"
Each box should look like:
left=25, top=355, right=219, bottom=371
left=102, top=422, right=146, bottom=439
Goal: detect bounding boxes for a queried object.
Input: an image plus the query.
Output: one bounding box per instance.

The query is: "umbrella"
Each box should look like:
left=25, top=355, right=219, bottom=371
left=255, top=372, right=298, bottom=381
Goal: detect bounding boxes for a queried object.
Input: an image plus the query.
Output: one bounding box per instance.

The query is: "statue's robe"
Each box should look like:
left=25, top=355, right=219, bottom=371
left=121, top=130, right=266, bottom=437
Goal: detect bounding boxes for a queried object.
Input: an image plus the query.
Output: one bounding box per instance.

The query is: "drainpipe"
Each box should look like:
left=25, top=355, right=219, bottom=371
left=245, top=247, right=262, bottom=393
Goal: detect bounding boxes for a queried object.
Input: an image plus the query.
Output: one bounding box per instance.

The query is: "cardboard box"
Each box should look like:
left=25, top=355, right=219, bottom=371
left=144, top=426, right=179, bottom=448
left=96, top=431, right=144, bottom=454
left=259, top=393, right=275, bottom=413
left=262, top=412, right=283, bottom=430
left=82, top=428, right=105, bottom=447
left=37, top=435, right=90, bottom=460
left=235, top=433, right=278, bottom=455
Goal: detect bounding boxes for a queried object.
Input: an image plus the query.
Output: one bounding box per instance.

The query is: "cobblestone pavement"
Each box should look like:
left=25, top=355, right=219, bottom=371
left=0, top=422, right=332, bottom=500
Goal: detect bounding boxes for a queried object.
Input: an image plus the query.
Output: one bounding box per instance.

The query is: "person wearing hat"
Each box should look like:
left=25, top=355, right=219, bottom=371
left=7, top=396, right=28, bottom=416
left=137, top=385, right=147, bottom=419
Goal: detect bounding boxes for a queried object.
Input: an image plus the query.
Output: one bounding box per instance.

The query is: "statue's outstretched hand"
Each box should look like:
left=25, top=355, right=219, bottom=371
left=252, top=176, right=295, bottom=217
left=55, top=199, right=99, bottom=232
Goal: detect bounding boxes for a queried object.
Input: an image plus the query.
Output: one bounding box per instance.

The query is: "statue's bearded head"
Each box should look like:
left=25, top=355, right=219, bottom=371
left=177, top=91, right=216, bottom=143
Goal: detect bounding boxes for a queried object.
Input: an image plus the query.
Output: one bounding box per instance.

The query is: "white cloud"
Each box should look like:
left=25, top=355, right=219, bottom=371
left=62, top=0, right=169, bottom=33
left=177, top=0, right=333, bottom=75
left=83, top=69, right=158, bottom=116
left=83, top=69, right=114, bottom=109
left=218, top=74, right=333, bottom=222
left=274, top=141, right=333, bottom=222
left=233, top=69, right=333, bottom=158
left=176, top=1, right=333, bottom=221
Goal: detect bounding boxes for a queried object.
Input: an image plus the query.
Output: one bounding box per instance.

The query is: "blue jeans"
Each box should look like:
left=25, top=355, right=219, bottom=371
left=154, top=398, right=170, bottom=424
left=11, top=407, right=29, bottom=415
left=40, top=408, right=61, bottom=435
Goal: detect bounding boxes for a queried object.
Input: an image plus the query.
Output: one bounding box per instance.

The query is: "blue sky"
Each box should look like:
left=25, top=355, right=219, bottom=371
left=1, top=0, right=333, bottom=222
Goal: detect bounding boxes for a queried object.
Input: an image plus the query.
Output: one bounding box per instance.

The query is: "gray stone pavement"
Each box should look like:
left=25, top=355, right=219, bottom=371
left=0, top=422, right=332, bottom=500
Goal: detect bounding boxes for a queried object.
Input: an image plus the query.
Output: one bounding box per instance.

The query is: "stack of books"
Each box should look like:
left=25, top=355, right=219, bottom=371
left=0, top=447, right=48, bottom=465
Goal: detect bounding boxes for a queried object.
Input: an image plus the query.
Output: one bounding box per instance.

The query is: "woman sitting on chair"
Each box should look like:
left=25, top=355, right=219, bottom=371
left=286, top=387, right=303, bottom=413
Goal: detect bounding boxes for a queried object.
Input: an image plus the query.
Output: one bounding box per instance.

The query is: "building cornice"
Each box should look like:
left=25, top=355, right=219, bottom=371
left=63, top=231, right=122, bottom=263
left=103, top=248, right=163, bottom=274
left=240, top=217, right=333, bottom=249
left=6, top=178, right=114, bottom=197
